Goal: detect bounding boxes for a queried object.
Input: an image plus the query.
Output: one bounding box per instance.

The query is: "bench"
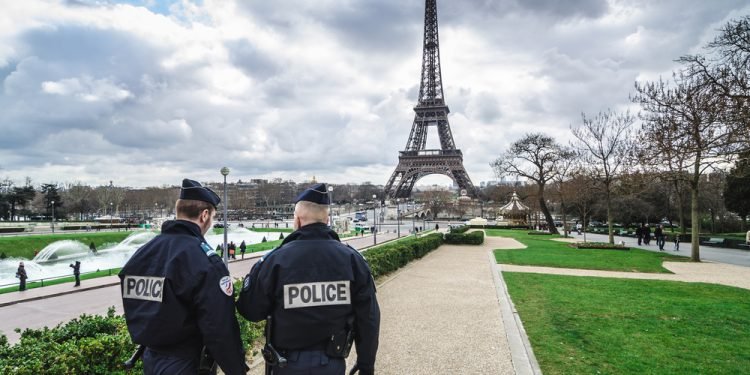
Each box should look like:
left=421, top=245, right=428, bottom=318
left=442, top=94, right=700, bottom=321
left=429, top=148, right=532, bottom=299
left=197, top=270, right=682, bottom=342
left=701, top=237, right=725, bottom=245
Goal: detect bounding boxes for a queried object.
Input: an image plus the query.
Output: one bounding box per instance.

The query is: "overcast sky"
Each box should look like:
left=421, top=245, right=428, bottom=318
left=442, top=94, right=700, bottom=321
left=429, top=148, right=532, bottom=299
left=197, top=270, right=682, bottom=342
left=1, top=0, right=748, bottom=188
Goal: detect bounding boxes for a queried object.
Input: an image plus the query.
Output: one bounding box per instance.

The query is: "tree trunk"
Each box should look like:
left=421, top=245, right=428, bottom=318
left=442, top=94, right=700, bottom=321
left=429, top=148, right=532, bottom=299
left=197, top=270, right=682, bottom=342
left=606, top=185, right=613, bottom=244
left=690, top=185, right=701, bottom=262
left=537, top=184, right=559, bottom=234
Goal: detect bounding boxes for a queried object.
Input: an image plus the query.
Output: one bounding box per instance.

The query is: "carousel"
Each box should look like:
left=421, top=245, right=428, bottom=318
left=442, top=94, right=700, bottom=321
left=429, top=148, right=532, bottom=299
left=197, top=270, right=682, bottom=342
left=498, top=191, right=530, bottom=226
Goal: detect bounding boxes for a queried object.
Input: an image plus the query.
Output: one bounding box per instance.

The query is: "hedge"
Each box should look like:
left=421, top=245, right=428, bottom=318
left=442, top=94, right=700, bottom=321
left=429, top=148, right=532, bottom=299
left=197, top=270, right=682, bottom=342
left=449, top=225, right=470, bottom=234
left=469, top=225, right=529, bottom=230
left=0, top=282, right=264, bottom=374
left=444, top=230, right=485, bottom=245
left=0, top=228, right=25, bottom=233
left=363, top=233, right=443, bottom=278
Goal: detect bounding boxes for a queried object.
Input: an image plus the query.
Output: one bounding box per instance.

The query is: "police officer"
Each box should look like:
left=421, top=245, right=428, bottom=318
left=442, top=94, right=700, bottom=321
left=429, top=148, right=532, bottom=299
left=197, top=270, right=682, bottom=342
left=120, top=179, right=246, bottom=374
left=237, top=183, right=380, bottom=375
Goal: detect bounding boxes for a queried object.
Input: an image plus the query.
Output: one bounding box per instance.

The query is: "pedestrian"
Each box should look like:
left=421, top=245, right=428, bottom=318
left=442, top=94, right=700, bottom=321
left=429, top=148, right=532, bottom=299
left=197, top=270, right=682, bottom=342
left=674, top=234, right=680, bottom=251
left=240, top=240, right=246, bottom=259
left=643, top=224, right=652, bottom=245
left=119, top=179, right=246, bottom=374
left=89, top=242, right=97, bottom=254
left=635, top=225, right=643, bottom=246
left=237, top=183, right=380, bottom=375
left=16, top=262, right=28, bottom=291
left=229, top=241, right=236, bottom=260
left=655, top=225, right=665, bottom=251
left=435, top=223, right=439, bottom=231
left=70, top=261, right=81, bottom=286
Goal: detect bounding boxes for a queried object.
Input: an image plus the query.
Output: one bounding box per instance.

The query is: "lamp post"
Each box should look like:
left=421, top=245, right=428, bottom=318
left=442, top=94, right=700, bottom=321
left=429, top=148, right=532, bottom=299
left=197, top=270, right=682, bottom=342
left=221, top=167, right=230, bottom=265
left=110, top=202, right=113, bottom=231
left=372, top=194, right=377, bottom=245
left=51, top=200, right=55, bottom=233
left=396, top=198, right=401, bottom=238
left=328, top=185, right=334, bottom=229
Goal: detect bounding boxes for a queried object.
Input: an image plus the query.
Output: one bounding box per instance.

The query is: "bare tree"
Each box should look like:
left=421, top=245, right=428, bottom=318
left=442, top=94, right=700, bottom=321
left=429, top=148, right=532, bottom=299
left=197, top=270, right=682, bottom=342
left=63, top=182, right=94, bottom=221
left=491, top=133, right=575, bottom=234
left=633, top=71, right=740, bottom=261
left=552, top=151, right=578, bottom=237
left=571, top=110, right=635, bottom=243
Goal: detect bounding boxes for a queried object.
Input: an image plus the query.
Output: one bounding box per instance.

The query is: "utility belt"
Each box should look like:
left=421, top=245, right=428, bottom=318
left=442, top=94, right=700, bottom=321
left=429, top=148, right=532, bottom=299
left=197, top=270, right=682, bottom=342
left=264, top=316, right=355, bottom=371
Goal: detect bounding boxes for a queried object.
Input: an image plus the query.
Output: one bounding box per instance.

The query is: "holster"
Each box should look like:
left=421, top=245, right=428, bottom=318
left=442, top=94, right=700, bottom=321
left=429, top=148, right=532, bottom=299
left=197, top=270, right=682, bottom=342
left=198, top=346, right=218, bottom=375
left=325, top=316, right=355, bottom=359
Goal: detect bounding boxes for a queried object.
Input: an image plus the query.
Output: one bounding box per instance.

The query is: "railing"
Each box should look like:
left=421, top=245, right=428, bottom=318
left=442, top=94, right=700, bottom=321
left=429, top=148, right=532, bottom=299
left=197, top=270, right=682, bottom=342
left=0, top=267, right=120, bottom=291
left=399, top=149, right=463, bottom=157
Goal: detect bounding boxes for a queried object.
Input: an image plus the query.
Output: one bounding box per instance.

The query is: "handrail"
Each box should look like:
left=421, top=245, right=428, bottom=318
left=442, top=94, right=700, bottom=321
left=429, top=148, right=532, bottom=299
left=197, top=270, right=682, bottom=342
left=0, top=267, right=120, bottom=290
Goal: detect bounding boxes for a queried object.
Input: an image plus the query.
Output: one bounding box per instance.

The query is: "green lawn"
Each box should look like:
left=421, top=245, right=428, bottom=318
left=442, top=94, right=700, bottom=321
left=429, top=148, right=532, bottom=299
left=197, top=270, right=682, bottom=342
left=503, top=272, right=750, bottom=375
left=488, top=229, right=686, bottom=273
left=0, top=232, right=135, bottom=260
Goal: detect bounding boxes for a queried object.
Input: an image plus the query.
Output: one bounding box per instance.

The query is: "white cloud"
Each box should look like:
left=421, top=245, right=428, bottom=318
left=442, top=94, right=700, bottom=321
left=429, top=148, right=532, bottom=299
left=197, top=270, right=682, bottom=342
left=0, top=0, right=748, bottom=188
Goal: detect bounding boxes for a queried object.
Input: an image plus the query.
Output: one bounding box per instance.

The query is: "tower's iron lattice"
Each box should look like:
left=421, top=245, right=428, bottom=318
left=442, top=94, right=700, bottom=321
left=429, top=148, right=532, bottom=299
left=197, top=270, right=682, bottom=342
left=384, top=0, right=476, bottom=199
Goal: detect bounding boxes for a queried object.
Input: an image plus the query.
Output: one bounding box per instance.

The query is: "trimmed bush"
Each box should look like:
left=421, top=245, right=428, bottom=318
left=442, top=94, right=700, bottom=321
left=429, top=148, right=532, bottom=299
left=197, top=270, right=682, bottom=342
left=449, top=225, right=470, bottom=234
left=0, top=227, right=25, bottom=233
left=444, top=231, right=485, bottom=245
left=363, top=233, right=443, bottom=278
left=470, top=225, right=529, bottom=230
left=571, top=242, right=630, bottom=251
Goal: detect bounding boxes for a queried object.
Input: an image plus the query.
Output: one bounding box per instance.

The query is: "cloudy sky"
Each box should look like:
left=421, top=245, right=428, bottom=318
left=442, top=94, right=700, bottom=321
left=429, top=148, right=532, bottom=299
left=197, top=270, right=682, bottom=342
left=1, top=0, right=748, bottom=188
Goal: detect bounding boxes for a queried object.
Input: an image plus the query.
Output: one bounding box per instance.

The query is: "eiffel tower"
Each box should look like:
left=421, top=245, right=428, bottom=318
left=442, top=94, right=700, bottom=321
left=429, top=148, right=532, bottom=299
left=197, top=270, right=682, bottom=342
left=384, top=0, right=476, bottom=199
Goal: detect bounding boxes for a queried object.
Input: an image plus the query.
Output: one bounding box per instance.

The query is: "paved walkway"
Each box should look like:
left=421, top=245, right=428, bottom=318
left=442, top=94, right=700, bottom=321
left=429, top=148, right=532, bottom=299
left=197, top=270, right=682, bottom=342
left=246, top=234, right=529, bottom=375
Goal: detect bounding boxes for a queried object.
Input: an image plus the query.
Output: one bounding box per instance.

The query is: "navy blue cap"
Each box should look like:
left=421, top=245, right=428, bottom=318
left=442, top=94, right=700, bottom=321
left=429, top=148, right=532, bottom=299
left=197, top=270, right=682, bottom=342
left=180, top=179, right=221, bottom=207
left=294, top=183, right=330, bottom=205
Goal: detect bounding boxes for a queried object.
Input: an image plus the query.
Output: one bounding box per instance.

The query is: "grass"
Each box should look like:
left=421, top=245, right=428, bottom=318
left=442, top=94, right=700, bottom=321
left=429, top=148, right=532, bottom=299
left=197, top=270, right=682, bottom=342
left=503, top=272, right=750, bottom=375
left=0, top=268, right=122, bottom=294
left=488, top=229, right=686, bottom=273
left=0, top=232, right=135, bottom=260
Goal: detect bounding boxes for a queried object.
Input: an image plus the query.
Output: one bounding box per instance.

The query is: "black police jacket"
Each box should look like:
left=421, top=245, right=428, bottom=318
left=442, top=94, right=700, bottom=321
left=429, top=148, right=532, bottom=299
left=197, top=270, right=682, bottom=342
left=119, top=220, right=246, bottom=375
left=236, top=223, right=380, bottom=373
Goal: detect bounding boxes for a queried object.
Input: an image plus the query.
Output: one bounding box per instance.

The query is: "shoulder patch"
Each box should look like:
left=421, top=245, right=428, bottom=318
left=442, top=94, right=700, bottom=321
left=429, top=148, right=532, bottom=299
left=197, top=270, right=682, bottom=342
left=219, top=276, right=233, bottom=296
left=201, top=242, right=217, bottom=257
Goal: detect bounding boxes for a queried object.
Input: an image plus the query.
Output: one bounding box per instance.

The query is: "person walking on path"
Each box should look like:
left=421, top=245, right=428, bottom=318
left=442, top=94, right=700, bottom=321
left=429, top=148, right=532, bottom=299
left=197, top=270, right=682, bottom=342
left=16, top=262, right=28, bottom=291
left=119, top=178, right=246, bottom=374
left=674, top=234, right=681, bottom=251
left=89, top=242, right=97, bottom=255
left=237, top=183, right=380, bottom=375
left=643, top=224, right=652, bottom=245
left=635, top=225, right=643, bottom=246
left=70, top=261, right=81, bottom=286
left=239, top=240, right=246, bottom=259
left=228, top=241, right=236, bottom=260
left=655, top=225, right=665, bottom=251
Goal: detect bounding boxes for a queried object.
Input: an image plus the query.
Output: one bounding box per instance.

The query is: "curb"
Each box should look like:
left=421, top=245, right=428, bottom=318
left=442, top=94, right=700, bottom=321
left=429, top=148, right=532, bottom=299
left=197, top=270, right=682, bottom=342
left=489, top=252, right=542, bottom=375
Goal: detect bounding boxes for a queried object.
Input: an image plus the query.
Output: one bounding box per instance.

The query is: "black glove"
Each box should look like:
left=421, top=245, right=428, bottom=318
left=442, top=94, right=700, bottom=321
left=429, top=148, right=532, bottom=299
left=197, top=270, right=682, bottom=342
left=349, top=364, right=374, bottom=375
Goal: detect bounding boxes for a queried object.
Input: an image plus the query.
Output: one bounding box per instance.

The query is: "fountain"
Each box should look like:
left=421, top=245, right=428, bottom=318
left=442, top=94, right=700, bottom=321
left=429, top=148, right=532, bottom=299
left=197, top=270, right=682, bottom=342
left=0, top=226, right=286, bottom=287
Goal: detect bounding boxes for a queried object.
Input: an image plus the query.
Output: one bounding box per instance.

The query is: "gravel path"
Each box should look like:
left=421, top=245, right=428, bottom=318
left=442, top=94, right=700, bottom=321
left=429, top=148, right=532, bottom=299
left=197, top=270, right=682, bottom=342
left=248, top=236, right=517, bottom=375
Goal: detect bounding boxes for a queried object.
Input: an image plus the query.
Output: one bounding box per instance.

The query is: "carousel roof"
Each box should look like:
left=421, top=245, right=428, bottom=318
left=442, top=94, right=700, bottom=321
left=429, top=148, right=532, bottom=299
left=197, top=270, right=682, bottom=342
left=499, top=191, right=530, bottom=213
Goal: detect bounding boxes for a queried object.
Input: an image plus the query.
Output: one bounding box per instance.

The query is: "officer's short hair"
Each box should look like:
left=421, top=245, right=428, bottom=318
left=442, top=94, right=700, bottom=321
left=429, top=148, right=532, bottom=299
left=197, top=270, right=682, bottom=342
left=295, top=201, right=329, bottom=223
left=175, top=199, right=215, bottom=219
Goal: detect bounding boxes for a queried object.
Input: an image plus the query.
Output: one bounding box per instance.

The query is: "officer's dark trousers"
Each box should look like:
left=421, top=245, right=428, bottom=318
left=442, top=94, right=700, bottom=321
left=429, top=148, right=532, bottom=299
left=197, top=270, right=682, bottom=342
left=143, top=348, right=200, bottom=375
left=272, top=350, right=345, bottom=375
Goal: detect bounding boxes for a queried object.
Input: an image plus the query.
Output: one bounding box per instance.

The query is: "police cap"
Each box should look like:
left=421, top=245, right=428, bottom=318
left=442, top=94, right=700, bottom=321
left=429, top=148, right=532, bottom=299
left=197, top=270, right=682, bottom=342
left=294, top=183, right=330, bottom=205
left=180, top=179, right=221, bottom=207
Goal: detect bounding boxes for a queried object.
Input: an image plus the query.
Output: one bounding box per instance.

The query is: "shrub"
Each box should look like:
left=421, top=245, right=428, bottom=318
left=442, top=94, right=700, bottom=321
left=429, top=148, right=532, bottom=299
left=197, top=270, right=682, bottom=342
left=363, top=233, right=443, bottom=278
left=0, top=252, right=6, bottom=259
left=571, top=242, right=630, bottom=251
left=528, top=231, right=552, bottom=235
left=449, top=225, right=470, bottom=234
left=444, top=230, right=485, bottom=245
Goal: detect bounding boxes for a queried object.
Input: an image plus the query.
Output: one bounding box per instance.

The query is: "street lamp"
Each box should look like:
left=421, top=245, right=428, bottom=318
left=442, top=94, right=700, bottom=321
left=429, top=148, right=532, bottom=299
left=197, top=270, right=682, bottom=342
left=328, top=185, right=334, bottom=229
left=110, top=202, right=113, bottom=230
left=221, top=167, right=230, bottom=265
left=396, top=198, right=401, bottom=238
left=51, top=200, right=55, bottom=233
left=372, top=194, right=377, bottom=245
